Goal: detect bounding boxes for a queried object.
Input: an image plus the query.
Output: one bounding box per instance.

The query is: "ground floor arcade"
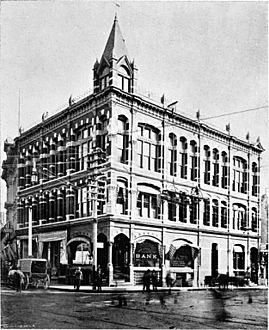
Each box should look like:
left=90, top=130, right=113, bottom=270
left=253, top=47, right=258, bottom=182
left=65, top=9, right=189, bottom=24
left=16, top=220, right=260, bottom=287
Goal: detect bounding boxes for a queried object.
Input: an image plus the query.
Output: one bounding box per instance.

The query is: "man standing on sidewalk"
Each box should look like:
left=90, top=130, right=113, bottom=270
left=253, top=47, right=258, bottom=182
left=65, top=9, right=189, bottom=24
left=74, top=267, right=83, bottom=291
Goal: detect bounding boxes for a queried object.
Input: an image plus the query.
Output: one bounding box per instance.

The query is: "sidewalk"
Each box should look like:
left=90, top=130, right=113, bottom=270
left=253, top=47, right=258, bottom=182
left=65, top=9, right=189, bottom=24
left=49, top=283, right=268, bottom=293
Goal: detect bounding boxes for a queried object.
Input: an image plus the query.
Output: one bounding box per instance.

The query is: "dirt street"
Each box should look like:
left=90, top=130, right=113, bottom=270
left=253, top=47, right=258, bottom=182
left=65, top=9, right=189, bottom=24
left=1, top=288, right=268, bottom=329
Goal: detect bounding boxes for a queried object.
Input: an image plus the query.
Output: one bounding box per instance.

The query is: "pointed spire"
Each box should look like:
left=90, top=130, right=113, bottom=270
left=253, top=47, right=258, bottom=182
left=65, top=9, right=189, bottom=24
left=100, top=17, right=129, bottom=62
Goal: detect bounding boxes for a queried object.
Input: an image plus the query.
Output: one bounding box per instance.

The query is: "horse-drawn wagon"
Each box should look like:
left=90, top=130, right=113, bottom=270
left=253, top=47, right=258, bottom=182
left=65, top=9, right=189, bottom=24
left=18, top=258, right=50, bottom=289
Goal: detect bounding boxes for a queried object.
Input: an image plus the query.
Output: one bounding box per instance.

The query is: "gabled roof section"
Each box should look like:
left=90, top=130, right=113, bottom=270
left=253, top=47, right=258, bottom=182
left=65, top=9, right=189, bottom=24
left=100, top=15, right=129, bottom=62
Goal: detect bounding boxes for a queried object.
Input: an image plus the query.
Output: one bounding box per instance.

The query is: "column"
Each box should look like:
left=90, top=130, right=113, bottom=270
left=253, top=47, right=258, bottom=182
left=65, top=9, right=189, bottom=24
left=57, top=189, right=64, bottom=221
left=28, top=205, right=33, bottom=257
left=129, top=224, right=134, bottom=284
left=25, top=150, right=32, bottom=188
left=32, top=197, right=38, bottom=225
left=57, top=135, right=64, bottom=177
left=49, top=191, right=55, bottom=222
left=107, top=241, right=114, bottom=286
left=18, top=153, right=25, bottom=190
left=209, top=199, right=212, bottom=227
left=186, top=197, right=191, bottom=224
left=106, top=184, right=117, bottom=214
left=17, top=198, right=24, bottom=227
left=39, top=192, right=47, bottom=225
left=67, top=128, right=76, bottom=175
left=49, top=138, right=56, bottom=179
left=66, top=185, right=75, bottom=220
left=163, top=199, right=168, bottom=222
left=130, top=188, right=137, bottom=217
left=40, top=142, right=48, bottom=183
left=218, top=202, right=221, bottom=228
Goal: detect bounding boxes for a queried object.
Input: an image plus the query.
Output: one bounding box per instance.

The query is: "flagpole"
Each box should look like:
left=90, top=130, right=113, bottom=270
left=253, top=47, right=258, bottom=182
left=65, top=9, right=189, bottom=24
left=18, top=89, right=21, bottom=135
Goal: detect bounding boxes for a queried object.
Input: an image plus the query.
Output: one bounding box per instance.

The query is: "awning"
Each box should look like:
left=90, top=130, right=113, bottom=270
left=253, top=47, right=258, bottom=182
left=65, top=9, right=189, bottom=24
left=233, top=245, right=244, bottom=253
left=137, top=185, right=160, bottom=195
left=38, top=230, right=67, bottom=243
left=66, top=237, right=91, bottom=247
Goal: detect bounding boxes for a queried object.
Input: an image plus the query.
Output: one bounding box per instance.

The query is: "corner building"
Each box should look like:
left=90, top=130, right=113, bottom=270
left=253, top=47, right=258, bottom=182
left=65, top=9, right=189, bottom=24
left=2, top=17, right=263, bottom=287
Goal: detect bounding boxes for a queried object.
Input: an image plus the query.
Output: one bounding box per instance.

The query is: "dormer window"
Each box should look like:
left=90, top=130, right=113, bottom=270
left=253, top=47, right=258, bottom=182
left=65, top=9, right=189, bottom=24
left=100, top=75, right=109, bottom=91
left=120, top=75, right=130, bottom=92
left=118, top=65, right=130, bottom=92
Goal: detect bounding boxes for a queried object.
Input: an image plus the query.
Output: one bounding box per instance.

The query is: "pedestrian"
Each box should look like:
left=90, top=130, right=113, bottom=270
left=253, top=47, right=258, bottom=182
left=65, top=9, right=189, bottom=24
left=152, top=270, right=158, bottom=291
left=96, top=265, right=102, bottom=292
left=166, top=271, right=173, bottom=294
left=74, top=267, right=83, bottom=291
left=92, top=265, right=97, bottom=291
left=143, top=269, right=151, bottom=293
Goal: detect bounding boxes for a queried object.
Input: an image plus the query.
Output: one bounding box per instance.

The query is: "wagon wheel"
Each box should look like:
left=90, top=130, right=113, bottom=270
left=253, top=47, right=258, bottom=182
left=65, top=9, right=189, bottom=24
left=44, top=275, right=50, bottom=290
left=24, top=274, right=29, bottom=290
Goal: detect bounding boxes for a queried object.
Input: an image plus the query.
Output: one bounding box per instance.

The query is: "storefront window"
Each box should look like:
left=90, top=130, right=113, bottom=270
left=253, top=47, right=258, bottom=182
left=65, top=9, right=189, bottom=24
left=134, top=240, right=160, bottom=267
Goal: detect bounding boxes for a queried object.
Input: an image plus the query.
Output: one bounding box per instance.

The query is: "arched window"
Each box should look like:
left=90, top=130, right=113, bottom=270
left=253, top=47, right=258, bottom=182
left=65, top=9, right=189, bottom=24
left=221, top=201, right=228, bottom=228
left=233, top=245, right=245, bottom=276
left=221, top=151, right=228, bottom=189
left=178, top=194, right=187, bottom=223
left=203, top=199, right=210, bottom=226
left=190, top=196, right=198, bottom=224
left=212, top=149, right=219, bottom=187
left=137, top=124, right=161, bottom=172
left=96, top=115, right=108, bottom=153
left=212, top=199, right=219, bottom=227
left=190, top=140, right=198, bottom=181
left=116, top=179, right=128, bottom=215
left=167, top=192, right=179, bottom=222
left=204, top=146, right=211, bottom=185
left=232, top=204, right=246, bottom=230
left=118, top=65, right=130, bottom=92
left=233, top=156, right=248, bottom=194
left=117, top=115, right=129, bottom=164
left=180, top=137, right=188, bottom=179
left=168, top=133, right=177, bottom=176
left=252, top=162, right=259, bottom=197
left=251, top=207, right=258, bottom=232
left=99, top=66, right=110, bottom=91
left=136, top=185, right=160, bottom=219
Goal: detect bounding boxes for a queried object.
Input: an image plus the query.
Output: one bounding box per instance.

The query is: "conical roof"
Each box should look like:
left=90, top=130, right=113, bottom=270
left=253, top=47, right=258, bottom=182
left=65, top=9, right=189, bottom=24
left=101, top=16, right=129, bottom=61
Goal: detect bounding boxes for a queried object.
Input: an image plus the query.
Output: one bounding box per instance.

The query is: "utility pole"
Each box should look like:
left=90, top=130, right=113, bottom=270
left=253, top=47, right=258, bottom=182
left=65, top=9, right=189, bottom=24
left=89, top=170, right=107, bottom=270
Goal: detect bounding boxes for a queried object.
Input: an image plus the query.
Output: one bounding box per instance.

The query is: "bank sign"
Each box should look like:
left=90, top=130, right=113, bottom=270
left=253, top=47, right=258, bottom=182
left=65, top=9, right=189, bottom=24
left=135, top=253, right=158, bottom=260
left=134, top=240, right=160, bottom=267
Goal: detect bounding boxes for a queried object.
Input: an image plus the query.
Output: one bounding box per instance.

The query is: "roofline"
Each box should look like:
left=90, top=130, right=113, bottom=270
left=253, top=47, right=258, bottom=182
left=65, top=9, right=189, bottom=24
left=13, top=87, right=264, bottom=154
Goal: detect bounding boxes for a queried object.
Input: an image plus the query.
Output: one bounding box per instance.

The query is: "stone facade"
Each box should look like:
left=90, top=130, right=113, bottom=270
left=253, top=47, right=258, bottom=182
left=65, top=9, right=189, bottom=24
left=1, top=17, right=264, bottom=287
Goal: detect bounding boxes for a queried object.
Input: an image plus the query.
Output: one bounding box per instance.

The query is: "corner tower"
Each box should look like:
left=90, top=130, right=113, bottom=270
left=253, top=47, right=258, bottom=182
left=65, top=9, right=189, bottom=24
left=93, top=16, right=138, bottom=94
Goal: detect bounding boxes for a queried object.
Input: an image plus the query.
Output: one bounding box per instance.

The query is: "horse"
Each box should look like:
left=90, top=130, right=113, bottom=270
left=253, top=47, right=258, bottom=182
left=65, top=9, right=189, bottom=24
left=216, top=274, right=229, bottom=290
left=8, top=269, right=25, bottom=290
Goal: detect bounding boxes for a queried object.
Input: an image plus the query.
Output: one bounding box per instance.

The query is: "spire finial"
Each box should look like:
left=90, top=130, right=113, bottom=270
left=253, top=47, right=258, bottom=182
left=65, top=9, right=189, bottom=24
left=114, top=12, right=118, bottom=22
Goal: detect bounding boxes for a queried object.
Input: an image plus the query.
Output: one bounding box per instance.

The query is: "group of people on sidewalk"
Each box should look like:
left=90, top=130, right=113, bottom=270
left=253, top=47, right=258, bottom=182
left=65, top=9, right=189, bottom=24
left=142, top=269, right=176, bottom=294
left=74, top=265, right=103, bottom=292
left=142, top=269, right=160, bottom=293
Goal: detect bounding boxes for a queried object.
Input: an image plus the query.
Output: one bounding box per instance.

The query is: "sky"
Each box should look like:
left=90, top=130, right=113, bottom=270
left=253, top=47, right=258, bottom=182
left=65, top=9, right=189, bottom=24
left=0, top=1, right=268, bottom=214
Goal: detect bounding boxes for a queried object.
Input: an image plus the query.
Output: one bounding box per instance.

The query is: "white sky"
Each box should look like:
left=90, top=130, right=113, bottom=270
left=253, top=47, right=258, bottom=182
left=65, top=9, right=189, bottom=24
left=0, top=1, right=268, bottom=213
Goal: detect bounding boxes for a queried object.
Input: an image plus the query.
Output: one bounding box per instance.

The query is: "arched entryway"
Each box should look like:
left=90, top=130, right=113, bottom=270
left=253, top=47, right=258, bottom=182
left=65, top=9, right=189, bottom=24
left=250, top=247, right=258, bottom=283
left=112, top=234, right=130, bottom=281
left=97, top=233, right=108, bottom=282
left=168, top=241, right=199, bottom=287
left=66, top=236, right=92, bottom=284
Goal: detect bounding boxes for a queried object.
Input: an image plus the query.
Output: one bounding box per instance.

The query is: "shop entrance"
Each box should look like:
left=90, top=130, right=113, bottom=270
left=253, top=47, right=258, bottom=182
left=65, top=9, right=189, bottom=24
left=250, top=247, right=258, bottom=283
left=112, top=234, right=130, bottom=281
left=211, top=243, right=218, bottom=278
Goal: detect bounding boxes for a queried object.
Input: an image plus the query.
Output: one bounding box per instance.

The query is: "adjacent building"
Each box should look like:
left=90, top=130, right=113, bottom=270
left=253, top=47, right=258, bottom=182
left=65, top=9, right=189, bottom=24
left=1, top=17, right=264, bottom=286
